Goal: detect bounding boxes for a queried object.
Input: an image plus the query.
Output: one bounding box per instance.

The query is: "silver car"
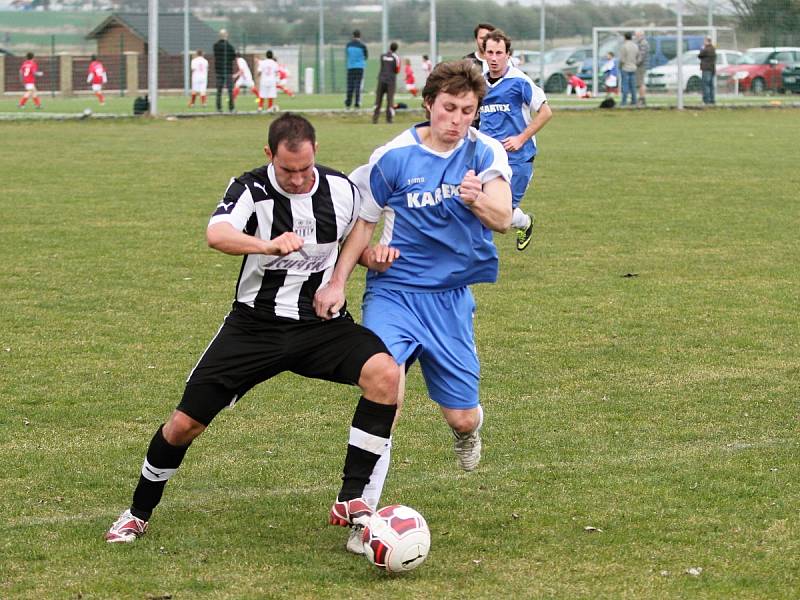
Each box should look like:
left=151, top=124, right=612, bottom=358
left=646, top=49, right=744, bottom=92
left=517, top=46, right=593, bottom=93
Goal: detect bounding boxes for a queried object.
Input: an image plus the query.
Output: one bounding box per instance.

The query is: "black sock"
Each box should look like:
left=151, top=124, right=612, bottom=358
left=338, top=397, right=396, bottom=501
left=130, top=425, right=190, bottom=521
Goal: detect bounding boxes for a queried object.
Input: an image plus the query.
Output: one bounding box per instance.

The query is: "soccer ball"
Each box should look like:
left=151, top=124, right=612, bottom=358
left=362, top=504, right=430, bottom=573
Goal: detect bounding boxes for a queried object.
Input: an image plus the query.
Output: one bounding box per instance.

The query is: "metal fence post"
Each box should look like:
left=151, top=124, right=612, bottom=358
left=329, top=44, right=335, bottom=93
left=120, top=33, right=126, bottom=97
left=148, top=0, right=159, bottom=115
left=51, top=34, right=56, bottom=98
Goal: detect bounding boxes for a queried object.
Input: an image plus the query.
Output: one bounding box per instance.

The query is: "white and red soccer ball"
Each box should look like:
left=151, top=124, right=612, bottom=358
left=361, top=504, right=431, bottom=573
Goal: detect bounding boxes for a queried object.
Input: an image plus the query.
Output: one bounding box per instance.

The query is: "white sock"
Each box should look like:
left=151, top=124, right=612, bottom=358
left=362, top=438, right=391, bottom=510
left=511, top=208, right=531, bottom=230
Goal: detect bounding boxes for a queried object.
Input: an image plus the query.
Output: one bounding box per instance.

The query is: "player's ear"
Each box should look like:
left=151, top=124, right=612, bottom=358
left=264, top=146, right=273, bottom=162
left=314, top=142, right=319, bottom=154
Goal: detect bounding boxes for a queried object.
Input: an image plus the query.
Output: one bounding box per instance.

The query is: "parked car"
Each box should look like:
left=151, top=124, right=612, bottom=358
left=782, top=63, right=800, bottom=93
left=717, top=47, right=800, bottom=93
left=646, top=49, right=743, bottom=92
left=647, top=35, right=705, bottom=69
left=515, top=50, right=541, bottom=69
left=579, top=34, right=706, bottom=85
left=518, top=46, right=592, bottom=93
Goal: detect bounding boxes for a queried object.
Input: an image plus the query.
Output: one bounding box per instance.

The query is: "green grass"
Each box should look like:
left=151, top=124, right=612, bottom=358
left=1, top=89, right=796, bottom=118
left=0, top=109, right=798, bottom=598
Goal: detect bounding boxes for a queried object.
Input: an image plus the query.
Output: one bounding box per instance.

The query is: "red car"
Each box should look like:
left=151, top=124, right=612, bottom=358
left=716, top=47, right=800, bottom=93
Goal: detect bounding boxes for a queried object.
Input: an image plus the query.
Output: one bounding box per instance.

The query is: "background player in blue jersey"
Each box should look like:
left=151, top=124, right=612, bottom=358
left=480, top=29, right=553, bottom=251
left=314, top=60, right=512, bottom=553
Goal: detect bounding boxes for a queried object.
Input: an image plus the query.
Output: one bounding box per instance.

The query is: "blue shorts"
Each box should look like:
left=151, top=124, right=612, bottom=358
left=510, top=161, right=534, bottom=208
left=362, top=287, right=480, bottom=410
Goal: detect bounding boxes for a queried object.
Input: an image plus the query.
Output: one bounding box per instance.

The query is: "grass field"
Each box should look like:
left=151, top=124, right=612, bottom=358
left=1, top=109, right=798, bottom=598
left=1, top=89, right=797, bottom=118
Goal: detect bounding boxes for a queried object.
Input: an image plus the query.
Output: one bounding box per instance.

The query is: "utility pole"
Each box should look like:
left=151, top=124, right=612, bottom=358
left=183, top=0, right=189, bottom=98
left=429, top=0, right=437, bottom=65
left=148, top=0, right=158, bottom=115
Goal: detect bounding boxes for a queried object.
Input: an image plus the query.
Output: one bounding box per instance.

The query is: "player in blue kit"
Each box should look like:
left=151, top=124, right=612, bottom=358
left=479, top=29, right=553, bottom=251
left=314, top=60, right=512, bottom=553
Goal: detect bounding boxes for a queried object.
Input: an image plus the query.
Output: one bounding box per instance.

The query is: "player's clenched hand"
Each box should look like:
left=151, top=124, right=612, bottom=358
left=266, top=232, right=304, bottom=255
left=364, top=244, right=400, bottom=273
left=502, top=135, right=523, bottom=152
left=313, top=282, right=346, bottom=320
left=459, top=170, right=483, bottom=206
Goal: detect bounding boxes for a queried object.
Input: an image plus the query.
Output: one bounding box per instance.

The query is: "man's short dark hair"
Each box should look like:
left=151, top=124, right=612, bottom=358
left=390, top=42, right=398, bottom=52
left=353, top=30, right=361, bottom=38
left=90, top=54, right=97, bottom=61
left=624, top=32, right=632, bottom=40
left=482, top=29, right=512, bottom=55
left=268, top=113, right=316, bottom=156
left=473, top=23, right=496, bottom=39
left=266, top=50, right=273, bottom=59
left=26, top=52, right=34, bottom=59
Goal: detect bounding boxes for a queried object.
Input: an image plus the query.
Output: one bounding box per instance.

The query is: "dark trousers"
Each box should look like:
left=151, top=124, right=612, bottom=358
left=346, top=68, right=364, bottom=107
left=373, top=79, right=396, bottom=123
left=216, top=73, right=234, bottom=112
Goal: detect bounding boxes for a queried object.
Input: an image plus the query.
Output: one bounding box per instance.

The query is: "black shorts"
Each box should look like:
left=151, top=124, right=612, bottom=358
left=177, top=304, right=388, bottom=425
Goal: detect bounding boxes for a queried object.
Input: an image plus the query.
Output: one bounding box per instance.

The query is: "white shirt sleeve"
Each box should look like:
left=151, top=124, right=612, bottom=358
left=530, top=82, right=548, bottom=113
left=350, top=163, right=383, bottom=223
left=476, top=135, right=512, bottom=185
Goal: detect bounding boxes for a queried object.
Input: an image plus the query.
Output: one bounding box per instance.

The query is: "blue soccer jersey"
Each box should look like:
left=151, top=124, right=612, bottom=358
left=351, top=123, right=512, bottom=292
left=479, top=66, right=548, bottom=165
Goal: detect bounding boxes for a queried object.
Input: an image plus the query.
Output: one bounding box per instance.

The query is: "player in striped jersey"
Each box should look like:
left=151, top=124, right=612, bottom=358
left=314, top=60, right=512, bottom=553
left=106, top=114, right=400, bottom=544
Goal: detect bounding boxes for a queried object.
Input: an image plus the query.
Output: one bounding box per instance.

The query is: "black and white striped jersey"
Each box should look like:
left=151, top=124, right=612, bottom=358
left=209, top=163, right=360, bottom=321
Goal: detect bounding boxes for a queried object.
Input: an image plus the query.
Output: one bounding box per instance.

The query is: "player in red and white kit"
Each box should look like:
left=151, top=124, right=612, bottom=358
left=403, top=58, right=418, bottom=96
left=566, top=72, right=590, bottom=98
left=87, top=55, right=108, bottom=105
left=256, top=50, right=278, bottom=112
left=189, top=49, right=209, bottom=107
left=276, top=63, right=294, bottom=97
left=421, top=54, right=433, bottom=79
left=233, top=53, right=259, bottom=105
left=19, top=52, right=43, bottom=109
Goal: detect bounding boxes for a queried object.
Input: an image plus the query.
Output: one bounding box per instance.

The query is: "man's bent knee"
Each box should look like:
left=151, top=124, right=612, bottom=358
left=358, top=353, right=400, bottom=405
left=163, top=410, right=206, bottom=446
left=444, top=408, right=481, bottom=434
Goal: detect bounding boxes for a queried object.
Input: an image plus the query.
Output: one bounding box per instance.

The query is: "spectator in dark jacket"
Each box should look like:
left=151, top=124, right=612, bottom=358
left=699, top=37, right=717, bottom=105
left=213, top=29, right=236, bottom=112
left=373, top=42, right=401, bottom=124
left=345, top=30, right=368, bottom=109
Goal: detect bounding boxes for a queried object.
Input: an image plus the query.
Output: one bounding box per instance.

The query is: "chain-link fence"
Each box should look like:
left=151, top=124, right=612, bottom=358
left=2, top=0, right=799, bottom=109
